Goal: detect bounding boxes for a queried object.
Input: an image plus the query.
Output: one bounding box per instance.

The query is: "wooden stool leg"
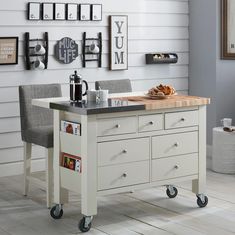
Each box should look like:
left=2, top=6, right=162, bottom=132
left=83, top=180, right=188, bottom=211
left=46, top=148, right=53, bottom=208
left=23, top=142, right=32, bottom=196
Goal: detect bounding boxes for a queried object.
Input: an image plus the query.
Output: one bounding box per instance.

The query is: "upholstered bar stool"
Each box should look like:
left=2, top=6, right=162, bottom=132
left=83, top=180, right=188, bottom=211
left=19, top=84, right=62, bottom=208
left=95, top=79, right=132, bottom=93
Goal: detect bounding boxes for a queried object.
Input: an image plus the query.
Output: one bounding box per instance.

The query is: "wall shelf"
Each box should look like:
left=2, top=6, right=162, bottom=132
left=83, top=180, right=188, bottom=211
left=145, top=53, right=178, bottom=64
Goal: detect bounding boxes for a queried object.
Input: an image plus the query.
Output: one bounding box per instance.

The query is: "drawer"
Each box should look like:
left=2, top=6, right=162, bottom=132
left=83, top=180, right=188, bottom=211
left=138, top=114, right=163, bottom=132
left=98, top=161, right=149, bottom=190
left=152, top=131, right=198, bottom=159
left=152, top=153, right=198, bottom=181
left=98, top=137, right=149, bottom=166
left=165, top=110, right=198, bottom=129
left=97, top=116, right=137, bottom=136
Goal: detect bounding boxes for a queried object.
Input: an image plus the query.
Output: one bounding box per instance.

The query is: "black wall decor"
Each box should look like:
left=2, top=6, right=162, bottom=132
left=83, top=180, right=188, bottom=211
left=82, top=32, right=102, bottom=68
left=145, top=53, right=178, bottom=64
left=28, top=2, right=41, bottom=20
left=54, top=37, right=78, bottom=64
left=42, top=3, right=54, bottom=20
left=24, top=32, right=48, bottom=70
left=91, top=4, right=102, bottom=21
left=66, top=4, right=78, bottom=20
left=54, top=3, right=66, bottom=20
left=27, top=2, right=102, bottom=21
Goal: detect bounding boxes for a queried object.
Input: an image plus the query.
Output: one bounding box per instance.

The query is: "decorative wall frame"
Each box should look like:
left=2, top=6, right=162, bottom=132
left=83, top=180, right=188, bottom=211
left=28, top=2, right=41, bottom=20
left=91, top=4, right=102, bottom=21
left=66, top=4, right=78, bottom=20
left=42, top=3, right=54, bottom=20
left=54, top=3, right=66, bottom=20
left=109, top=15, right=128, bottom=70
left=79, top=4, right=91, bottom=21
left=0, top=37, right=18, bottom=65
left=221, top=0, right=235, bottom=59
left=27, top=2, right=102, bottom=22
left=54, top=37, right=78, bottom=64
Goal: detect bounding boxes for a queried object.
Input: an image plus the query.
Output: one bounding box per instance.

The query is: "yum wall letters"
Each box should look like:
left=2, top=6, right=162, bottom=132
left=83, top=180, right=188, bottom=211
left=109, top=15, right=128, bottom=70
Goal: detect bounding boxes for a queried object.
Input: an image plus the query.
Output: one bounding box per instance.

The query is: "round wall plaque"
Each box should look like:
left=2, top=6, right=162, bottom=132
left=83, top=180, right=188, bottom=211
left=55, top=37, right=78, bottom=64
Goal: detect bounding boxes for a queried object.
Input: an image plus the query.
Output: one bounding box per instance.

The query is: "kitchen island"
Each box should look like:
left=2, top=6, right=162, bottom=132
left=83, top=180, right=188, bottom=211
left=33, top=94, right=210, bottom=232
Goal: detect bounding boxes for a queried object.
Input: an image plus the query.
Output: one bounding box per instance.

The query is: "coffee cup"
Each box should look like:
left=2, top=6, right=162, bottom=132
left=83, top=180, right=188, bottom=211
left=33, top=60, right=45, bottom=70
left=87, top=90, right=97, bottom=102
left=221, top=118, right=232, bottom=128
left=34, top=44, right=46, bottom=55
left=89, top=43, right=100, bottom=54
left=97, top=90, right=109, bottom=102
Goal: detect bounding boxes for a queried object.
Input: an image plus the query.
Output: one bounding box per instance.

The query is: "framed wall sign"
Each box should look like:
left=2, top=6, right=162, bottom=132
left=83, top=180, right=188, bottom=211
left=221, top=0, right=235, bottom=59
left=28, top=2, right=40, bottom=20
left=54, top=37, right=78, bottom=64
left=42, top=3, right=54, bottom=20
left=66, top=4, right=78, bottom=20
left=79, top=4, right=90, bottom=21
left=91, top=4, right=102, bottom=21
left=0, top=37, right=18, bottom=65
left=54, top=3, right=66, bottom=20
left=109, top=15, right=128, bottom=70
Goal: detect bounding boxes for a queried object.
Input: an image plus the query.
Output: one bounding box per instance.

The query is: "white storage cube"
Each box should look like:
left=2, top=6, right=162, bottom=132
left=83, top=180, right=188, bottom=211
left=212, top=127, right=235, bottom=174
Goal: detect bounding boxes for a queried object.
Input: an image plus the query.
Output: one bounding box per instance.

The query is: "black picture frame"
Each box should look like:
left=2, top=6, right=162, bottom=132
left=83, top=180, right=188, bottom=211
left=79, top=4, right=91, bottom=21
left=42, top=3, right=54, bottom=21
left=0, top=37, right=18, bottom=65
left=54, top=3, right=66, bottom=20
left=66, top=4, right=78, bottom=21
left=91, top=4, right=102, bottom=21
left=28, top=2, right=41, bottom=20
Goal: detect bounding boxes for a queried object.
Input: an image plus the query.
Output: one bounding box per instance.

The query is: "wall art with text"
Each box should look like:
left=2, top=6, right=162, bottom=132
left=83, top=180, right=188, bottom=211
left=109, top=15, right=128, bottom=71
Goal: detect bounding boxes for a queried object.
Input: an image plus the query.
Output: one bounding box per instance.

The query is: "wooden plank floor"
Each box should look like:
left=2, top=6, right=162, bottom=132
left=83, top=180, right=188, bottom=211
left=0, top=170, right=235, bottom=235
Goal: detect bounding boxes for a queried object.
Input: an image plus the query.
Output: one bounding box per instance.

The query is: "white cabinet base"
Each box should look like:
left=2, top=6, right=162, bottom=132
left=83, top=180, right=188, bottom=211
left=52, top=106, right=207, bottom=219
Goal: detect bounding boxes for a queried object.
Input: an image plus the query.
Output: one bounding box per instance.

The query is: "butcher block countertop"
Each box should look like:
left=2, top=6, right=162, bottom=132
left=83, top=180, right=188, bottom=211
left=33, top=93, right=210, bottom=115
left=114, top=95, right=210, bottom=110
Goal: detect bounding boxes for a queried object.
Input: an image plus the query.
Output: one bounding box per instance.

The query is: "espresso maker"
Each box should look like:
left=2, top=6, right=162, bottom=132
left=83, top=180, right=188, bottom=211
left=69, top=71, right=88, bottom=102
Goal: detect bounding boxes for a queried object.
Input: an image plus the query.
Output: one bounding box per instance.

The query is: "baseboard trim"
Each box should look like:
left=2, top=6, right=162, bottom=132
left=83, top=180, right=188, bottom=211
left=0, top=159, right=45, bottom=177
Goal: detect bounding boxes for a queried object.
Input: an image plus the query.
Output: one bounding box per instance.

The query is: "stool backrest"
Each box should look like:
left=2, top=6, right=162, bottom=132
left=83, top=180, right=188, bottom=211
left=95, top=79, right=132, bottom=94
left=19, top=84, right=62, bottom=134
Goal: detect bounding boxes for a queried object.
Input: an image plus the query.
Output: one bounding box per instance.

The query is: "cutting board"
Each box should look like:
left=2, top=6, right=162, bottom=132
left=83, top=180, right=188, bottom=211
left=113, top=95, right=210, bottom=110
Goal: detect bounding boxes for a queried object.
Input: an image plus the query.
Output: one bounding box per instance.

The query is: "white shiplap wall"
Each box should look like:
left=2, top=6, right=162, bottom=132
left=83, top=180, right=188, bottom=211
left=0, top=0, right=189, bottom=177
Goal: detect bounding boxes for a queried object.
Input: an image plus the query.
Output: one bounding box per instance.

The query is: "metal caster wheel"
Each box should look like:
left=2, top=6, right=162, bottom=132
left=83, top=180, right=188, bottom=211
left=50, top=204, right=63, bottom=219
left=78, top=216, right=93, bottom=233
left=166, top=185, right=178, bottom=198
left=197, top=194, right=208, bottom=208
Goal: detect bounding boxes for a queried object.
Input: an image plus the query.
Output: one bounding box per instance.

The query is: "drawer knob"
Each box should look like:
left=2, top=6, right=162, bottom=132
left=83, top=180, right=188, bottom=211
left=122, top=173, right=127, bottom=178
left=149, top=121, right=154, bottom=125
left=180, top=118, right=185, bottom=122
left=174, top=142, right=179, bottom=147
left=174, top=165, right=179, bottom=169
left=122, top=149, right=127, bottom=154
left=115, top=124, right=121, bottom=128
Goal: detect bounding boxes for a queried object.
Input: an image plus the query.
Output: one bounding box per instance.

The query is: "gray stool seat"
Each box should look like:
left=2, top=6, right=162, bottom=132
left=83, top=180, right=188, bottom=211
left=19, top=83, right=62, bottom=208
left=95, top=79, right=132, bottom=93
left=24, top=125, right=53, bottom=148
